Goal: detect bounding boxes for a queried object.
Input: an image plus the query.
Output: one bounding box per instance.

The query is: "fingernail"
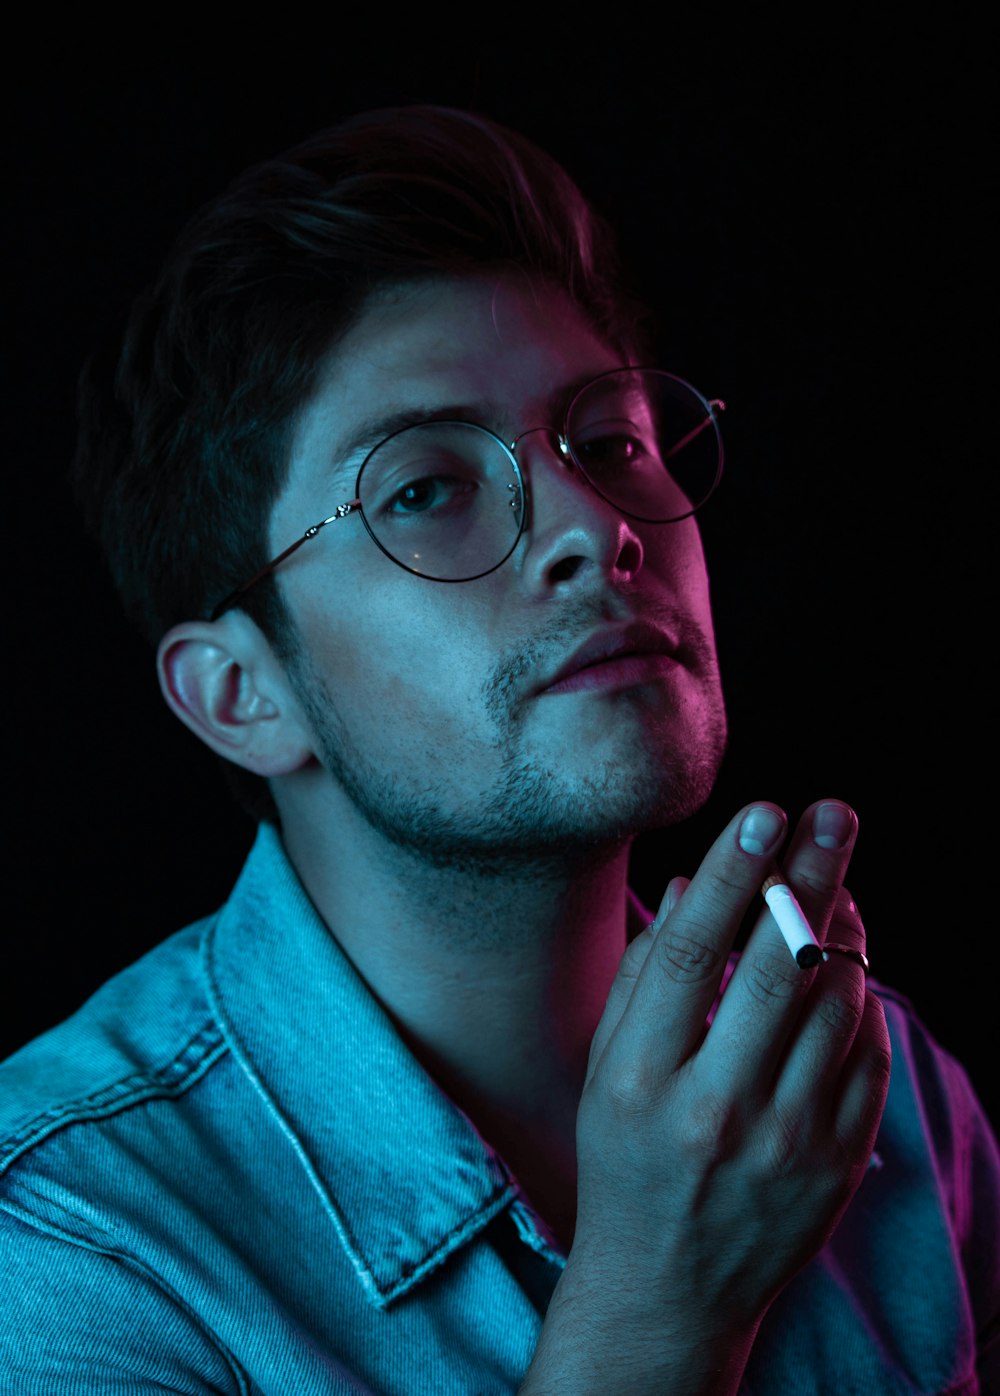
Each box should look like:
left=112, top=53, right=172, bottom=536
left=738, top=806, right=785, bottom=855
left=664, top=876, right=691, bottom=917
left=813, top=802, right=856, bottom=850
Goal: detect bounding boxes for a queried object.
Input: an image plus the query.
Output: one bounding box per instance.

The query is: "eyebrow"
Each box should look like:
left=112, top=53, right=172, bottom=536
left=322, top=368, right=620, bottom=491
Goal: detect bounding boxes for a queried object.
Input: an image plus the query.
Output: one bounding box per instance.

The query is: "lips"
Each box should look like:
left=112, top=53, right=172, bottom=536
left=536, top=621, right=682, bottom=695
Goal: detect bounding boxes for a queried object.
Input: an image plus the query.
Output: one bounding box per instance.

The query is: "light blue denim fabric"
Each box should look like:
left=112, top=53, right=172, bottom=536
left=1, top=822, right=996, bottom=1394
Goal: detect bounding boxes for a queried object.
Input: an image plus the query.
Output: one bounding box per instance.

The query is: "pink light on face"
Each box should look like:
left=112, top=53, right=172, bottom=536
left=539, top=652, right=682, bottom=696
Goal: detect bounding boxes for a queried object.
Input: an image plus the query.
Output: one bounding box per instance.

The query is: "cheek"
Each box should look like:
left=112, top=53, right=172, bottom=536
left=330, top=623, right=507, bottom=782
left=647, top=525, right=711, bottom=597
left=295, top=590, right=495, bottom=727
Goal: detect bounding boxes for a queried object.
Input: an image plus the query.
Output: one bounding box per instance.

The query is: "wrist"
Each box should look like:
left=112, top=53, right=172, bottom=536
left=519, top=1254, right=758, bottom=1396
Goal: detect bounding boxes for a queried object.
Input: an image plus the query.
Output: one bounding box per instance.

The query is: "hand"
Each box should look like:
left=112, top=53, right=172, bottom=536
left=529, top=801, right=891, bottom=1395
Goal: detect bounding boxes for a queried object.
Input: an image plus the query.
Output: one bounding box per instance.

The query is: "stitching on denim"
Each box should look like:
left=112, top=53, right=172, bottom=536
left=201, top=916, right=397, bottom=1310
left=0, top=1200, right=251, bottom=1394
left=373, top=1180, right=521, bottom=1308
left=205, top=908, right=525, bottom=1311
left=508, top=1198, right=568, bottom=1271
left=0, top=1021, right=228, bottom=1175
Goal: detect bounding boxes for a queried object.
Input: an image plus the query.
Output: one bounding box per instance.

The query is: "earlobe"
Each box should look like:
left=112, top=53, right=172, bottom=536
left=156, top=616, right=314, bottom=776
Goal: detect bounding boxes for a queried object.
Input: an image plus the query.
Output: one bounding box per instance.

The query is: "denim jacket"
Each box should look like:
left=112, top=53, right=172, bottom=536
left=2, top=823, right=997, bottom=1393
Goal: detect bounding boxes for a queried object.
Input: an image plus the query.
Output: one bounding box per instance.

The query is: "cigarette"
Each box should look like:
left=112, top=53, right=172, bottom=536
left=761, top=872, right=824, bottom=968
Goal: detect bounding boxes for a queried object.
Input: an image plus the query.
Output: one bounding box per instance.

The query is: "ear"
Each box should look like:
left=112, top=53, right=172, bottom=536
left=156, top=613, right=314, bottom=776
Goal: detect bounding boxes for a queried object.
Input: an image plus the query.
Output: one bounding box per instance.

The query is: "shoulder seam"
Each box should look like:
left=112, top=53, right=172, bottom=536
left=0, top=1020, right=228, bottom=1175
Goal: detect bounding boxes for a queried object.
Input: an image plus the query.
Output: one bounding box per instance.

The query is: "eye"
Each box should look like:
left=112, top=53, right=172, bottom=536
left=575, top=430, right=652, bottom=471
left=383, top=473, right=478, bottom=517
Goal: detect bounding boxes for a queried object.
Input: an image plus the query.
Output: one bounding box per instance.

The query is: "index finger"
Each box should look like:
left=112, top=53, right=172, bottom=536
left=704, top=800, right=863, bottom=1095
left=593, top=802, right=789, bottom=1086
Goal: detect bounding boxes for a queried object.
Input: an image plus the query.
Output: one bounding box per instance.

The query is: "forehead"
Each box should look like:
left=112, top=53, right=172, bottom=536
left=275, top=275, right=623, bottom=534
left=316, top=273, right=618, bottom=416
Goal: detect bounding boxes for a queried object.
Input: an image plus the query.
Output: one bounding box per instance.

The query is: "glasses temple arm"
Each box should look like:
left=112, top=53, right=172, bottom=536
left=209, top=499, right=362, bottom=621
left=661, top=399, right=726, bottom=462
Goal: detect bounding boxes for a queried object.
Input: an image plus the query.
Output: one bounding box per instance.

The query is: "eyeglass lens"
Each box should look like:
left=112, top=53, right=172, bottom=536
left=359, top=421, right=523, bottom=581
left=358, top=370, right=720, bottom=581
left=565, top=370, right=720, bottom=523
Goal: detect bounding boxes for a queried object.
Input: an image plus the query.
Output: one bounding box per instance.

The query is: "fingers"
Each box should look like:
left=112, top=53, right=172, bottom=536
left=771, top=885, right=878, bottom=1115
left=820, top=886, right=869, bottom=967
left=834, top=989, right=891, bottom=1159
left=738, top=800, right=859, bottom=971
left=585, top=876, right=690, bottom=1082
left=575, top=796, right=890, bottom=1317
left=696, top=800, right=860, bottom=1097
left=588, top=797, right=875, bottom=1136
left=589, top=802, right=789, bottom=1092
left=776, top=800, right=860, bottom=943
left=660, top=874, right=692, bottom=923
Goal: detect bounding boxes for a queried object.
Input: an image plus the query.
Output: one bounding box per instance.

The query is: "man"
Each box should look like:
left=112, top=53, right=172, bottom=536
left=1, top=106, right=996, bottom=1393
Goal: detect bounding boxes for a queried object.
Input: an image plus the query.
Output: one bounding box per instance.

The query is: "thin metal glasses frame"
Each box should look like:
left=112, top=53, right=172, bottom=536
left=209, top=368, right=725, bottom=620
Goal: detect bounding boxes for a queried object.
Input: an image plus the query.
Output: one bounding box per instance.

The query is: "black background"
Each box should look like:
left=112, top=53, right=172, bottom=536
left=6, top=37, right=994, bottom=1127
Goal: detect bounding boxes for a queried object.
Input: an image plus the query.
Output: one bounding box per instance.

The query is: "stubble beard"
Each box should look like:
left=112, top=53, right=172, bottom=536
left=283, top=617, right=728, bottom=878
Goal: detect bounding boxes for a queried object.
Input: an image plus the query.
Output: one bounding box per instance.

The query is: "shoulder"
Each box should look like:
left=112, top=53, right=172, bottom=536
left=873, top=978, right=997, bottom=1174
left=0, top=917, right=253, bottom=1391
left=869, top=979, right=1000, bottom=1365
left=0, top=1203, right=248, bottom=1394
left=0, top=916, right=225, bottom=1176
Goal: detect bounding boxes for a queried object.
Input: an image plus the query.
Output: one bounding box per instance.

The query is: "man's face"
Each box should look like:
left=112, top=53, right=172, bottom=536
left=268, top=274, right=727, bottom=870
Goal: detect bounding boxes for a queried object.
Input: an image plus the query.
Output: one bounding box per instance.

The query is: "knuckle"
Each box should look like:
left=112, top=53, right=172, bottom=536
left=700, top=869, right=757, bottom=915
left=759, top=1111, right=855, bottom=1207
left=654, top=926, right=722, bottom=985
left=814, top=975, right=866, bottom=1036
left=710, top=868, right=754, bottom=898
left=762, top=1105, right=806, bottom=1177
left=795, top=867, right=842, bottom=899
left=676, top=1090, right=743, bottom=1163
left=603, top=1060, right=661, bottom=1120
left=679, top=870, right=755, bottom=933
left=744, top=951, right=804, bottom=1007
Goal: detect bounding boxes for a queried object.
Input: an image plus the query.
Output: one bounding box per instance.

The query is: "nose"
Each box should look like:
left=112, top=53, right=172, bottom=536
left=511, top=427, right=644, bottom=589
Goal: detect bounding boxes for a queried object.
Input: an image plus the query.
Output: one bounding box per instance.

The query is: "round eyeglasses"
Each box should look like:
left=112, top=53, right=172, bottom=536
left=210, top=368, right=725, bottom=620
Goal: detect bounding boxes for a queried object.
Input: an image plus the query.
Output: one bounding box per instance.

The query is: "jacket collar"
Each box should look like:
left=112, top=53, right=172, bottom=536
left=202, top=822, right=519, bottom=1308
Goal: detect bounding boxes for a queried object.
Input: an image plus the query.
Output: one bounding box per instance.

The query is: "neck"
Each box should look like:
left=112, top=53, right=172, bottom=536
left=276, top=780, right=641, bottom=1246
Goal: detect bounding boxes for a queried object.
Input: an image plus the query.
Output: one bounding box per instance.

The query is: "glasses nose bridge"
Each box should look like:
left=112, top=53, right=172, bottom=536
left=509, top=421, right=631, bottom=547
left=509, top=422, right=572, bottom=468
left=510, top=424, right=600, bottom=526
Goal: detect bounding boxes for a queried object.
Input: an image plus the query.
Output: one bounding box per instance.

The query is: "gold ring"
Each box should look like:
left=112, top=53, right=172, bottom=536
left=823, top=942, right=870, bottom=973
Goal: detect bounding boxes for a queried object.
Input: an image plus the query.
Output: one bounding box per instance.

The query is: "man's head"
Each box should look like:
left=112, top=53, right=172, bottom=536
left=73, top=107, right=644, bottom=646
left=73, top=106, right=726, bottom=846
left=72, top=105, right=651, bottom=820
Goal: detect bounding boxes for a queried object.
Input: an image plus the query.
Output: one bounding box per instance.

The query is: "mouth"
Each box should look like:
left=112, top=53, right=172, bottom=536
left=535, top=621, right=684, bottom=697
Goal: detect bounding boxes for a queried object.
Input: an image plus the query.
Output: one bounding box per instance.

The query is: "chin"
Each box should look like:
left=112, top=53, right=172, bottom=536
left=293, top=647, right=727, bottom=876
left=377, top=726, right=727, bottom=878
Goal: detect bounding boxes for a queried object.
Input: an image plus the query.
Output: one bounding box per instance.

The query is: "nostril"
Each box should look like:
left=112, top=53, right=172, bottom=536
left=617, top=532, right=643, bottom=577
left=549, top=555, right=585, bottom=584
